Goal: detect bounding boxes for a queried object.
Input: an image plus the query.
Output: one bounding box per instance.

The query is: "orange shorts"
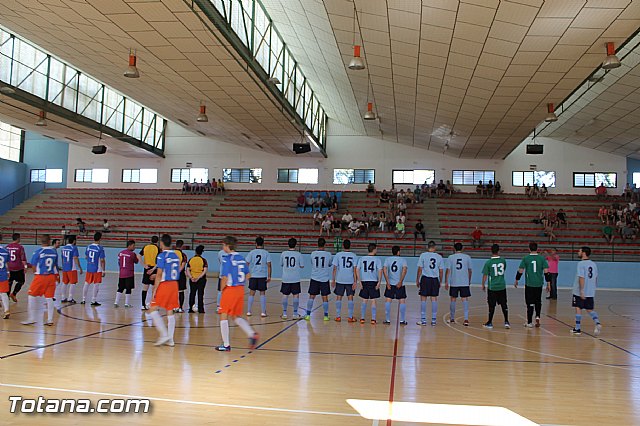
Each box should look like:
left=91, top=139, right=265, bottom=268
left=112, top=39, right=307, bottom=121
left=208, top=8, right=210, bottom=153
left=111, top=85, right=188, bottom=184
left=220, top=286, right=244, bottom=316
left=85, top=272, right=103, bottom=284
left=62, top=271, right=79, bottom=284
left=0, top=280, right=8, bottom=293
left=151, top=281, right=179, bottom=311
left=28, top=275, right=57, bottom=298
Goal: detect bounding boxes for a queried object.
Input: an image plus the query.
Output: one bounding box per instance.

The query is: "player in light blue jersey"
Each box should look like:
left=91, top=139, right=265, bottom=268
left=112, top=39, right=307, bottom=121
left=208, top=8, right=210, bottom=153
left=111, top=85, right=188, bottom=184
left=445, top=243, right=473, bottom=326
left=332, top=239, right=358, bottom=322
left=571, top=246, right=602, bottom=336
left=216, top=248, right=227, bottom=312
left=0, top=234, right=10, bottom=319
left=83, top=232, right=106, bottom=306
left=416, top=241, right=444, bottom=326
left=306, top=238, right=333, bottom=321
left=246, top=237, right=272, bottom=317
left=356, top=243, right=382, bottom=324
left=280, top=238, right=304, bottom=319
left=383, top=246, right=408, bottom=325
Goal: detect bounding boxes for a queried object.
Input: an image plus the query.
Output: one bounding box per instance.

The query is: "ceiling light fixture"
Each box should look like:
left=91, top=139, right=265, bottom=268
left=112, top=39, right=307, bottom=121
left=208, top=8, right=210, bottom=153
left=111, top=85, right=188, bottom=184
left=602, top=42, right=621, bottom=70
left=35, top=110, right=47, bottom=126
left=124, top=49, right=140, bottom=78
left=364, top=102, right=376, bottom=120
left=267, top=76, right=281, bottom=85
left=196, top=101, right=208, bottom=122
left=348, top=3, right=365, bottom=71
left=0, top=85, right=15, bottom=95
left=545, top=103, right=558, bottom=122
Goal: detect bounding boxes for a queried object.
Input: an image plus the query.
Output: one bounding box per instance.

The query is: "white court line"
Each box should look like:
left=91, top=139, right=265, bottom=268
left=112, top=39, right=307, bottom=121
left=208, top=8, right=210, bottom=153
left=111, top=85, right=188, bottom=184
left=0, top=383, right=359, bottom=418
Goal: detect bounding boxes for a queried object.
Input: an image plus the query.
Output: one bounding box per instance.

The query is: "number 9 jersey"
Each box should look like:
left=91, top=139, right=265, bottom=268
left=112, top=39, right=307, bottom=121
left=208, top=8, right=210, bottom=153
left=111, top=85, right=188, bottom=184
left=221, top=253, right=248, bottom=287
left=156, top=250, right=181, bottom=283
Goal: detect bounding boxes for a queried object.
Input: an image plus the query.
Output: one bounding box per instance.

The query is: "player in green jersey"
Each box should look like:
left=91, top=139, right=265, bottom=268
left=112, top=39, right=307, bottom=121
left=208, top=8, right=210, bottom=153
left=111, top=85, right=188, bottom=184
left=515, top=242, right=550, bottom=328
left=481, top=244, right=510, bottom=329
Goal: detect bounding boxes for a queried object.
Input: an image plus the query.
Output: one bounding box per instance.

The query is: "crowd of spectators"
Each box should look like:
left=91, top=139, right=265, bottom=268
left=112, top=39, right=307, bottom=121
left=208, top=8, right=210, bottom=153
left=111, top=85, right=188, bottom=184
left=182, top=179, right=225, bottom=194
left=524, top=183, right=548, bottom=199
left=297, top=192, right=338, bottom=210
left=476, top=180, right=502, bottom=198
left=599, top=200, right=639, bottom=243
left=532, top=209, right=568, bottom=243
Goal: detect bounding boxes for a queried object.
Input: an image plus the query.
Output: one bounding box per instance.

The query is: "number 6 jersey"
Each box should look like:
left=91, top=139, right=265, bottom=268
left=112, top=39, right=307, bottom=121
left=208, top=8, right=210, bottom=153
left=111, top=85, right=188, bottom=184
left=156, top=250, right=181, bottom=283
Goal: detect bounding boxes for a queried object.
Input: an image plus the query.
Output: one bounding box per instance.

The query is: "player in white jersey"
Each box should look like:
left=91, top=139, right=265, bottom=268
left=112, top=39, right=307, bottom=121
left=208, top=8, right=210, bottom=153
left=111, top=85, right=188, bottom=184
left=445, top=243, right=473, bottom=326
left=356, top=243, right=382, bottom=324
left=245, top=236, right=272, bottom=317
left=571, top=246, right=602, bottom=336
left=331, top=239, right=358, bottom=322
left=280, top=238, right=304, bottom=319
left=306, top=238, right=333, bottom=321
left=416, top=241, right=443, bottom=326
left=382, top=245, right=408, bottom=325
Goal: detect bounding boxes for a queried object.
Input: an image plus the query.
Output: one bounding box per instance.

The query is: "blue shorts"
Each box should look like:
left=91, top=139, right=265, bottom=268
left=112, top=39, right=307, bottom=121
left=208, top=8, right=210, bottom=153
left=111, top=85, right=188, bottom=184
left=309, top=279, right=330, bottom=296
left=449, top=286, right=471, bottom=298
left=249, top=277, right=268, bottom=292
left=334, top=283, right=355, bottom=297
left=281, top=282, right=301, bottom=295
left=572, top=295, right=594, bottom=310
left=384, top=285, right=407, bottom=300
left=359, top=281, right=380, bottom=299
left=419, top=276, right=440, bottom=297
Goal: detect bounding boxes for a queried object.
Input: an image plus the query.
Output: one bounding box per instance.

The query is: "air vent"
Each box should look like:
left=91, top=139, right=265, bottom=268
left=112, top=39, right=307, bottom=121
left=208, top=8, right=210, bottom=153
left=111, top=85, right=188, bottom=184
left=255, top=143, right=264, bottom=150
left=43, top=134, right=55, bottom=139
left=177, top=119, right=189, bottom=126
left=66, top=137, right=79, bottom=143
left=196, top=130, right=206, bottom=136
left=241, top=132, right=251, bottom=139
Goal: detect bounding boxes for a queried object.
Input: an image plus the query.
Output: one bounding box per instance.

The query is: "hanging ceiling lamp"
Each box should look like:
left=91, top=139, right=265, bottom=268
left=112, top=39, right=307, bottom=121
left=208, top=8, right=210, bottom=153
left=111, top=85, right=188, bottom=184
left=364, top=102, right=376, bottom=120
left=124, top=49, right=140, bottom=78
left=348, top=3, right=365, bottom=70
left=196, top=101, right=208, bottom=122
left=35, top=110, right=47, bottom=126
left=545, top=103, right=558, bottom=122
left=602, top=42, right=621, bottom=70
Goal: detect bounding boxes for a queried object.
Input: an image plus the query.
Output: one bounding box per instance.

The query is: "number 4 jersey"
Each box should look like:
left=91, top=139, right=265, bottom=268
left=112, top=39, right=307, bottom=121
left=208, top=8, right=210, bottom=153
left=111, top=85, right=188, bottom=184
left=85, top=243, right=106, bottom=273
left=482, top=257, right=507, bottom=291
left=156, top=250, right=181, bottom=283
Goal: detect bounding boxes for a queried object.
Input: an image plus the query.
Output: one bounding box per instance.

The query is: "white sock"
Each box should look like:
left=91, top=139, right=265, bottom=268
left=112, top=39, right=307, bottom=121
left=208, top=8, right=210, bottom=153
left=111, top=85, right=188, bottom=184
left=27, top=295, right=37, bottom=323
left=167, top=315, right=176, bottom=341
left=235, top=317, right=255, bottom=337
left=220, top=319, right=230, bottom=347
left=92, top=285, right=99, bottom=303
left=67, top=284, right=75, bottom=300
left=82, top=283, right=89, bottom=301
left=114, top=292, right=122, bottom=305
left=46, top=298, right=55, bottom=323
left=125, top=293, right=131, bottom=305
left=0, top=293, right=9, bottom=314
left=148, top=310, right=167, bottom=336
left=62, top=284, right=69, bottom=299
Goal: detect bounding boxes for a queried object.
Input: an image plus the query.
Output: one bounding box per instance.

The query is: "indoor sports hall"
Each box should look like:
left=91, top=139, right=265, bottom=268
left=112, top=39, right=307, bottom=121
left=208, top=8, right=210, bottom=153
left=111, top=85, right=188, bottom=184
left=1, top=1, right=640, bottom=425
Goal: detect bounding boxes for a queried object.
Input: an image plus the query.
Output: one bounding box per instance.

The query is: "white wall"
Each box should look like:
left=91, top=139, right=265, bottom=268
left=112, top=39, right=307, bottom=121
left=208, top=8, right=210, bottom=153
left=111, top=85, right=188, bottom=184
left=65, top=123, right=627, bottom=194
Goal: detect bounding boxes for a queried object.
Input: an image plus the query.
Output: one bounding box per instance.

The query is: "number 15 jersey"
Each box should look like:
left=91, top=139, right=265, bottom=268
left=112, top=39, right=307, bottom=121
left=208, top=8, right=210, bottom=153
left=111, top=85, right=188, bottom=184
left=156, top=250, right=181, bottom=283
left=332, top=252, right=357, bottom=284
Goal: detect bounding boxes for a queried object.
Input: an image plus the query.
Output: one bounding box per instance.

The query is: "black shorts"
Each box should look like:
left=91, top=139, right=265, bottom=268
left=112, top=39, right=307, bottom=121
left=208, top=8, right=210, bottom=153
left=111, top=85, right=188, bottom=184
left=281, top=282, right=301, bottom=295
left=449, top=286, right=471, bottom=298
left=572, top=295, right=595, bottom=310
left=384, top=285, right=407, bottom=300
left=142, top=267, right=155, bottom=285
left=178, top=272, right=187, bottom=291
left=419, top=276, right=440, bottom=297
left=249, top=277, right=268, bottom=292
left=309, top=279, right=330, bottom=296
left=359, top=281, right=380, bottom=299
left=334, top=283, right=355, bottom=297
left=487, top=289, right=507, bottom=306
left=217, top=278, right=221, bottom=291
left=9, top=269, right=25, bottom=283
left=525, top=286, right=543, bottom=305
left=118, top=277, right=135, bottom=291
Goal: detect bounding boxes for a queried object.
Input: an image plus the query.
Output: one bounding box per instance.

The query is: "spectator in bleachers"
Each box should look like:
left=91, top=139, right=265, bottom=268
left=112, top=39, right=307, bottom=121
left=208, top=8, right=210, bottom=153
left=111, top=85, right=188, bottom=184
left=378, top=212, right=387, bottom=232
left=76, top=218, right=87, bottom=236
left=313, top=211, right=323, bottom=230
left=429, top=181, right=437, bottom=198
left=359, top=211, right=369, bottom=230
left=368, top=211, right=379, bottom=230
left=217, top=178, right=225, bottom=192
left=476, top=181, right=485, bottom=198
left=102, top=219, right=111, bottom=233
left=397, top=200, right=407, bottom=216
left=486, top=180, right=495, bottom=198
left=596, top=183, right=607, bottom=199
left=414, top=219, right=426, bottom=241
left=297, top=192, right=305, bottom=208
left=348, top=219, right=361, bottom=237
left=394, top=217, right=406, bottom=238
left=406, top=190, right=416, bottom=204
left=341, top=211, right=353, bottom=231
left=396, top=189, right=405, bottom=203
left=598, top=205, right=609, bottom=224
left=211, top=178, right=218, bottom=195
left=378, top=190, right=389, bottom=207
left=532, top=183, right=540, bottom=198
left=525, top=183, right=532, bottom=198
left=191, top=179, right=198, bottom=193
left=305, top=193, right=315, bottom=208
left=544, top=222, right=557, bottom=243
left=366, top=180, right=376, bottom=197
left=495, top=181, right=502, bottom=195
left=61, top=225, right=69, bottom=243
left=539, top=183, right=548, bottom=199
left=331, top=193, right=338, bottom=210
left=471, top=226, right=483, bottom=248
left=182, top=180, right=190, bottom=193
left=557, top=209, right=568, bottom=228
left=320, top=216, right=333, bottom=236
left=437, top=180, right=446, bottom=197
left=622, top=223, right=636, bottom=241
left=414, top=185, right=422, bottom=203
left=322, top=192, right=331, bottom=208
left=602, top=224, right=615, bottom=243
left=446, top=180, right=455, bottom=197
left=204, top=179, right=212, bottom=193
left=624, top=183, right=633, bottom=201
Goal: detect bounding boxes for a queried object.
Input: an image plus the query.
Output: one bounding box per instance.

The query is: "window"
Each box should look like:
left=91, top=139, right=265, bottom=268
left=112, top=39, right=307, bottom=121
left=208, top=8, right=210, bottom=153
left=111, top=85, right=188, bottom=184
left=170, top=168, right=208, bottom=183
left=452, top=170, right=495, bottom=185
left=122, top=168, right=158, bottom=184
left=277, top=168, right=318, bottom=184
left=0, top=121, right=23, bottom=162
left=333, top=169, right=375, bottom=185
left=223, top=168, right=262, bottom=183
left=634, top=173, right=640, bottom=188
left=573, top=172, right=617, bottom=188
left=30, top=168, right=62, bottom=183
left=392, top=170, right=435, bottom=185
left=512, top=171, right=556, bottom=187
left=75, top=168, right=109, bottom=183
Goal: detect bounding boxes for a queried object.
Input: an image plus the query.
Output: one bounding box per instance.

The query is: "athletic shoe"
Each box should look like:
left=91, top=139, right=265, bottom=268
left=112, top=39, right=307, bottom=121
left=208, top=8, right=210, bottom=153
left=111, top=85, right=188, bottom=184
left=483, top=322, right=493, bottom=329
left=68, top=299, right=76, bottom=304
left=124, top=304, right=132, bottom=308
left=335, top=316, right=341, bottom=322
left=348, top=317, right=357, bottom=323
left=417, top=320, right=427, bottom=326
left=21, top=320, right=35, bottom=325
left=450, top=318, right=455, bottom=323
left=246, top=311, right=252, bottom=316
left=61, top=299, right=68, bottom=303
left=154, top=335, right=170, bottom=346
left=91, top=302, right=101, bottom=307
left=293, top=314, right=301, bottom=320
left=166, top=340, right=175, bottom=347
left=9, top=294, right=17, bottom=303
left=198, top=310, right=206, bottom=314
left=304, top=315, right=311, bottom=321
left=594, top=324, right=602, bottom=336
left=261, top=313, right=268, bottom=318
left=360, top=318, right=365, bottom=324
left=571, top=328, right=582, bottom=335
left=188, top=309, right=195, bottom=313
left=216, top=345, right=231, bottom=352
left=56, top=308, right=61, bottom=314
left=2, top=313, right=9, bottom=319
left=248, top=333, right=260, bottom=349
left=114, top=303, right=119, bottom=308
left=399, top=321, right=408, bottom=326
left=216, top=306, right=222, bottom=314
left=176, top=308, right=184, bottom=313
left=370, top=319, right=377, bottom=325
left=281, top=314, right=288, bottom=319
left=504, top=322, right=511, bottom=329
left=44, top=322, right=53, bottom=326
left=524, top=323, right=533, bottom=328
left=80, top=301, right=86, bottom=305
left=535, top=318, right=540, bottom=328
left=383, top=320, right=391, bottom=325
left=431, top=320, right=437, bottom=326
left=141, top=305, right=149, bottom=311
left=463, top=319, right=469, bottom=327
left=323, top=315, right=330, bottom=321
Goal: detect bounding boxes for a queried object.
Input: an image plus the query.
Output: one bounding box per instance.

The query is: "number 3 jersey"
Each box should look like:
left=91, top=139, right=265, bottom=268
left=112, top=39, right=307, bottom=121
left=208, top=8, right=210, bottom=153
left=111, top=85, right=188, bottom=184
left=221, top=252, right=248, bottom=287
left=0, top=246, right=9, bottom=281
left=156, top=250, right=181, bottom=283
left=85, top=243, right=106, bottom=273
left=30, top=247, right=59, bottom=275
left=482, top=256, right=507, bottom=291
left=418, top=252, right=443, bottom=278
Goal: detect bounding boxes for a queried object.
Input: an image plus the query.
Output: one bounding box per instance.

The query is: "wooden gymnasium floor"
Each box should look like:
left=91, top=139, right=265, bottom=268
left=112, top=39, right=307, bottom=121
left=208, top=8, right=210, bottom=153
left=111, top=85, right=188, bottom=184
left=1, top=272, right=639, bottom=426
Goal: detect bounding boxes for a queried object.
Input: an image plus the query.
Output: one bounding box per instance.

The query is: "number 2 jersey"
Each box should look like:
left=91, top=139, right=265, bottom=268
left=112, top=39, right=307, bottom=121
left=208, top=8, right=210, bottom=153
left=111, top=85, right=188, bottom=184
left=85, top=243, right=106, bottom=273
left=221, top=252, right=248, bottom=287
left=156, top=250, right=181, bottom=283
left=0, top=246, right=9, bottom=281
left=31, top=246, right=59, bottom=275
left=246, top=248, right=271, bottom=279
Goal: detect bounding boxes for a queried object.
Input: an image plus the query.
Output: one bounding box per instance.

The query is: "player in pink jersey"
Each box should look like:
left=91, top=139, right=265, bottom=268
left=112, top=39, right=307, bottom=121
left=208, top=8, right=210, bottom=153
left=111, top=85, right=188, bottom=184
left=115, top=240, right=139, bottom=308
left=6, top=233, right=27, bottom=302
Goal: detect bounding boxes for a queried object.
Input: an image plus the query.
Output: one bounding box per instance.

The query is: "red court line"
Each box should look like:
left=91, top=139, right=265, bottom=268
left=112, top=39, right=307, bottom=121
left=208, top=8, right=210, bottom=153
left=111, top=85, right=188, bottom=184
left=386, top=308, right=401, bottom=426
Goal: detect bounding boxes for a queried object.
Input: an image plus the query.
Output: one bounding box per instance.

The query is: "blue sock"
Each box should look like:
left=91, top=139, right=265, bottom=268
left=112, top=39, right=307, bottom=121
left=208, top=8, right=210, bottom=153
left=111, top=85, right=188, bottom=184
left=400, top=304, right=406, bottom=322
left=322, top=301, right=329, bottom=316
left=372, top=304, right=376, bottom=320
left=306, top=299, right=314, bottom=315
left=420, top=301, right=427, bottom=320
left=361, top=302, right=367, bottom=319
left=247, top=295, right=254, bottom=312
left=385, top=302, right=391, bottom=322
left=463, top=300, right=469, bottom=320
left=260, top=295, right=267, bottom=314
left=450, top=301, right=456, bottom=318
left=293, top=298, right=299, bottom=316
left=217, top=291, right=221, bottom=306
left=282, top=296, right=288, bottom=315
left=336, top=299, right=342, bottom=317
left=575, top=314, right=582, bottom=330
left=431, top=301, right=438, bottom=322
left=589, top=311, right=600, bottom=324
left=348, top=300, right=354, bottom=318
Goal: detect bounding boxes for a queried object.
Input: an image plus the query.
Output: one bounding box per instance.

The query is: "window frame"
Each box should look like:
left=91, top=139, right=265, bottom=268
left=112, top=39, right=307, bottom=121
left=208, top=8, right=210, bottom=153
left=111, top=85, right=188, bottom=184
left=573, top=172, right=617, bottom=188
left=332, top=168, right=375, bottom=185
left=74, top=168, right=108, bottom=183
left=222, top=168, right=263, bottom=184
left=122, top=168, right=158, bottom=184
left=277, top=168, right=318, bottom=184
left=392, top=169, right=435, bottom=185
left=170, top=168, right=208, bottom=184
left=452, top=170, right=496, bottom=186
left=30, top=168, right=63, bottom=183
left=512, top=171, right=556, bottom=187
